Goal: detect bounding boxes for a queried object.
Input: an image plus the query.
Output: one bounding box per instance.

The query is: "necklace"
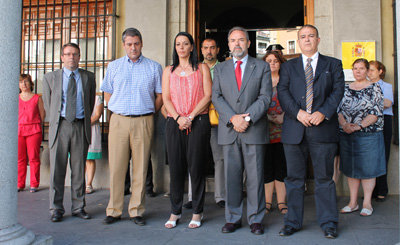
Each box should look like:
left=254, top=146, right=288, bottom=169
left=179, top=63, right=190, bottom=76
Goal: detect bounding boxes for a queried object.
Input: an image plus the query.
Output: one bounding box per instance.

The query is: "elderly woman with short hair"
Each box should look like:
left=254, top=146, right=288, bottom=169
left=338, top=58, right=385, bottom=216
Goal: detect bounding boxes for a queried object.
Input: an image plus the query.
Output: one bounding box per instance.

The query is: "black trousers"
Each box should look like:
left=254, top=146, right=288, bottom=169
left=283, top=135, right=338, bottom=230
left=165, top=114, right=210, bottom=215
left=373, top=115, right=393, bottom=197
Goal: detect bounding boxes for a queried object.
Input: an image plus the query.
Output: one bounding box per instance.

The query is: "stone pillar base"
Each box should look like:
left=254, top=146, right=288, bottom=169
left=0, top=223, right=52, bottom=245
left=32, top=235, right=53, bottom=245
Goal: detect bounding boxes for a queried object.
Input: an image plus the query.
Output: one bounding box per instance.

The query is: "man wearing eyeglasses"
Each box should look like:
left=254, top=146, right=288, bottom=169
left=43, top=42, right=96, bottom=223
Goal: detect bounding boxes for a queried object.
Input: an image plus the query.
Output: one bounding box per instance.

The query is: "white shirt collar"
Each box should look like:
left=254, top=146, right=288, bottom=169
left=301, top=52, right=319, bottom=64
left=233, top=54, right=248, bottom=65
left=301, top=52, right=319, bottom=75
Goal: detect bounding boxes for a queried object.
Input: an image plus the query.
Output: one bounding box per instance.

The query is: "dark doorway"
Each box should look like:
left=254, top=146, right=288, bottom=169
left=199, top=0, right=304, bottom=61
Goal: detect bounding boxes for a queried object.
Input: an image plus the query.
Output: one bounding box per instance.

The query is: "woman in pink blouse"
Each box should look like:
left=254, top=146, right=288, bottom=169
left=18, top=74, right=45, bottom=192
left=162, top=32, right=212, bottom=229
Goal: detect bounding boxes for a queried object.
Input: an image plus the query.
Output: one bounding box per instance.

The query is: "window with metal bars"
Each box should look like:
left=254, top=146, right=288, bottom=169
left=21, top=0, right=116, bottom=142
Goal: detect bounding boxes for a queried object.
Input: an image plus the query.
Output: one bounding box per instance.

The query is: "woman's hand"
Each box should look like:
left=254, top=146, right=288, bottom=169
left=177, top=116, right=192, bottom=130
left=343, top=123, right=359, bottom=134
left=274, top=113, right=284, bottom=124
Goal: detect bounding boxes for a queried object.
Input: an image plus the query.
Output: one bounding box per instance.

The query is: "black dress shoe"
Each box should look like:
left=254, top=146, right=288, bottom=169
left=279, top=225, right=300, bottom=236
left=131, top=216, right=145, bottom=226
left=103, top=216, right=121, bottom=225
left=216, top=200, right=225, bottom=208
left=221, top=223, right=242, bottom=233
left=146, top=190, right=156, bottom=198
left=72, top=209, right=91, bottom=219
left=51, top=212, right=63, bottom=222
left=250, top=223, right=264, bottom=235
left=324, top=227, right=338, bottom=239
left=183, top=201, right=193, bottom=209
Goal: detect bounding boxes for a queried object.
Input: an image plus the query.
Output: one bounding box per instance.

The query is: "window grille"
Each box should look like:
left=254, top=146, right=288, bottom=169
left=21, top=0, right=117, bottom=142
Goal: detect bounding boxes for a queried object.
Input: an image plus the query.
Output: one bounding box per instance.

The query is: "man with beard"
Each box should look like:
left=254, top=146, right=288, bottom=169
left=201, top=38, right=225, bottom=208
left=212, top=27, right=272, bottom=235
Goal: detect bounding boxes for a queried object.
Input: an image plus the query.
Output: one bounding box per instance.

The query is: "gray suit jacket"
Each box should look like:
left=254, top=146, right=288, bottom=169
left=212, top=56, right=272, bottom=145
left=43, top=69, right=96, bottom=148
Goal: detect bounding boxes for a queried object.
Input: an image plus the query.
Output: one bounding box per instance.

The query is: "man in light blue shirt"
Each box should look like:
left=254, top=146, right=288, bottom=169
left=101, top=28, right=162, bottom=226
left=43, top=43, right=96, bottom=222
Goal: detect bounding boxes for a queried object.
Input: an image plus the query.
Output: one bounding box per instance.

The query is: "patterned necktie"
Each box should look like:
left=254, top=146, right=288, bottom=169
left=235, top=60, right=243, bottom=91
left=305, top=58, right=313, bottom=113
left=65, top=72, right=77, bottom=122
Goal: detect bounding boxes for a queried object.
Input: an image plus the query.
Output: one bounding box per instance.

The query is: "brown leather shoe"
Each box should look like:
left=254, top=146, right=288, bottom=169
left=221, top=223, right=241, bottom=233
left=250, top=223, right=264, bottom=235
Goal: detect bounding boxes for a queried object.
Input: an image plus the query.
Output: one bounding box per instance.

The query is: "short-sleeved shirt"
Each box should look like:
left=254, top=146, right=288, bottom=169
left=338, top=82, right=384, bottom=132
left=377, top=79, right=394, bottom=116
left=101, top=55, right=162, bottom=115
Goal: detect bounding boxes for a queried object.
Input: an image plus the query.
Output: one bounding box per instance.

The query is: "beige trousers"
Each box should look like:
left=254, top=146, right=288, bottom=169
left=106, top=114, right=154, bottom=217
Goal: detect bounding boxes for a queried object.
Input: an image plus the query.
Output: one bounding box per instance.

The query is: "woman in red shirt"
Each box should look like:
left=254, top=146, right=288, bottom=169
left=18, top=74, right=45, bottom=192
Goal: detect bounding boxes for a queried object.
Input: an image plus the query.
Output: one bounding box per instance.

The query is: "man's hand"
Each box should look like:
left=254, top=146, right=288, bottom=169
left=309, top=111, right=325, bottom=126
left=297, top=109, right=312, bottom=127
left=231, top=113, right=249, bottom=133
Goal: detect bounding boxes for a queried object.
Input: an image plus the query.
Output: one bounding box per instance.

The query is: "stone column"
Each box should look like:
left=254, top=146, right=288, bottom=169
left=396, top=1, right=400, bottom=244
left=0, top=1, right=51, bottom=244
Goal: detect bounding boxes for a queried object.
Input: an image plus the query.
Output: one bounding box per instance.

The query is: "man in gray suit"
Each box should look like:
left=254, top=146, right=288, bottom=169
left=43, top=43, right=96, bottom=222
left=212, top=26, right=272, bottom=235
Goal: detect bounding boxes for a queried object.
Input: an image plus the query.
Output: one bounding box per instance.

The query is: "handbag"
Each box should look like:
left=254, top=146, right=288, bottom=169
left=209, top=103, right=219, bottom=126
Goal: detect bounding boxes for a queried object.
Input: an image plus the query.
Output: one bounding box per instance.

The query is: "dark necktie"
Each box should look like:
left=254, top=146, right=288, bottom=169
left=65, top=72, right=77, bottom=122
left=305, top=58, right=313, bottom=113
left=235, top=60, right=243, bottom=91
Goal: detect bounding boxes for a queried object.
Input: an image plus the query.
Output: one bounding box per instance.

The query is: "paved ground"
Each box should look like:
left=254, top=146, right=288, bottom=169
left=18, top=189, right=399, bottom=245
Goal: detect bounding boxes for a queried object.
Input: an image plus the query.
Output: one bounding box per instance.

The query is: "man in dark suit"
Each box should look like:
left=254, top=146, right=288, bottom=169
left=43, top=43, right=96, bottom=222
left=277, top=25, right=344, bottom=239
left=212, top=26, right=272, bottom=235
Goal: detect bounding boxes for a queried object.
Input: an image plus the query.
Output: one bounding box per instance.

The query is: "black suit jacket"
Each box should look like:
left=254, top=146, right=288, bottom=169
left=277, top=53, right=344, bottom=144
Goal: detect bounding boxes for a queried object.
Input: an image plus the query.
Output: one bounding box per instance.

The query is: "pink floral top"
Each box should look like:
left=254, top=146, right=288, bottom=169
left=169, top=68, right=208, bottom=117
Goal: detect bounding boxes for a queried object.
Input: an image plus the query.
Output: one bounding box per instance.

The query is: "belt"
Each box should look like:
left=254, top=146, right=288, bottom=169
left=119, top=112, right=153, bottom=118
left=61, top=117, right=84, bottom=122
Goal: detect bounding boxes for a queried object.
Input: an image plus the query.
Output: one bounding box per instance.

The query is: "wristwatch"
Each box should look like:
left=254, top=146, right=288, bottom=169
left=244, top=116, right=251, bottom=122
